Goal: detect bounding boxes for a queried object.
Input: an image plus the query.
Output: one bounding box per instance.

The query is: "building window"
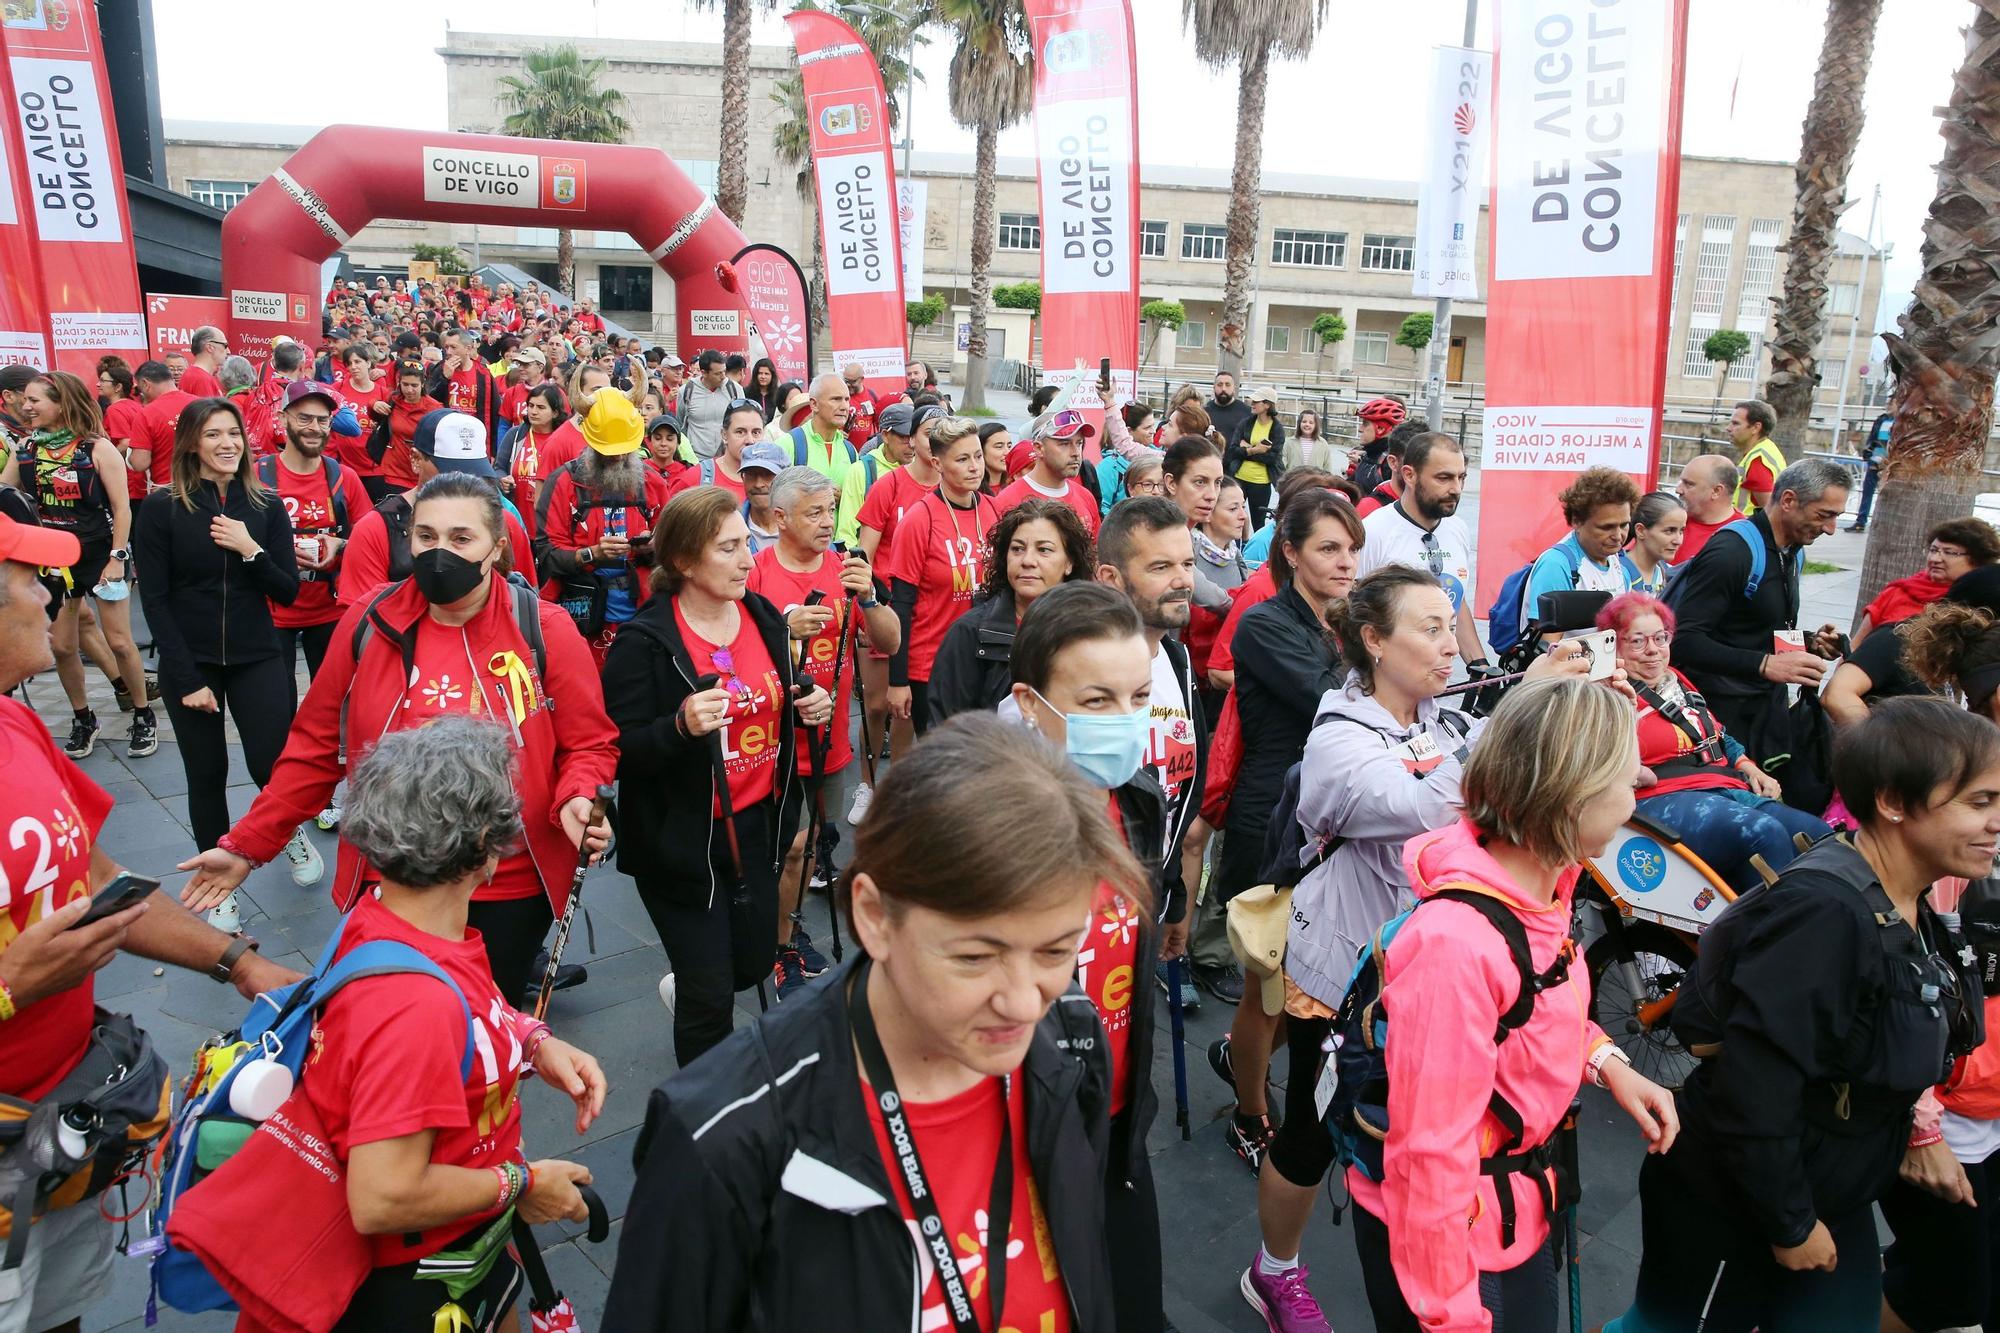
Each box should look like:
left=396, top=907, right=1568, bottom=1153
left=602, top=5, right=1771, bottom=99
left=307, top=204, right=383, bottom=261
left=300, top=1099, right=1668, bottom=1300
left=1176, top=320, right=1206, bottom=349
left=1817, top=357, right=1848, bottom=399
left=1271, top=228, right=1346, bottom=268
left=1690, top=215, right=1736, bottom=324
left=1139, top=220, right=1167, bottom=258
left=1829, top=282, right=1860, bottom=317
left=1736, top=218, right=1783, bottom=331
left=1182, top=223, right=1228, bottom=261
left=1728, top=336, right=1763, bottom=382
left=1670, top=212, right=1688, bottom=327
left=683, top=159, right=721, bottom=197
left=998, top=212, right=1041, bottom=251
left=1359, top=234, right=1415, bottom=273
left=185, top=179, right=254, bottom=211
left=598, top=264, right=655, bottom=312
left=1265, top=325, right=1290, bottom=354
left=1353, top=330, right=1390, bottom=364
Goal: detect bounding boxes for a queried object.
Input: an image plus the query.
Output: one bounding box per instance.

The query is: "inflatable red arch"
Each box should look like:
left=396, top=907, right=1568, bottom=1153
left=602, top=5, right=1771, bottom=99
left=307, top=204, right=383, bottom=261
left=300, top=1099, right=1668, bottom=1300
left=221, top=126, right=757, bottom=358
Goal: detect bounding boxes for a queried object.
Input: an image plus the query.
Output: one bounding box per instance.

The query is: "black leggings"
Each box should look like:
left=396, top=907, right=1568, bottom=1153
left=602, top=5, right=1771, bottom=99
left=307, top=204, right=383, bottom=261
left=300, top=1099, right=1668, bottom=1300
left=1238, top=478, right=1273, bottom=529
left=1267, top=1013, right=1335, bottom=1187
left=1354, top=1199, right=1559, bottom=1333
left=1882, top=1142, right=2000, bottom=1332
left=163, top=656, right=294, bottom=851
left=467, top=892, right=555, bottom=1009
left=632, top=805, right=778, bottom=1069
left=278, top=619, right=340, bottom=710
left=908, top=679, right=931, bottom=737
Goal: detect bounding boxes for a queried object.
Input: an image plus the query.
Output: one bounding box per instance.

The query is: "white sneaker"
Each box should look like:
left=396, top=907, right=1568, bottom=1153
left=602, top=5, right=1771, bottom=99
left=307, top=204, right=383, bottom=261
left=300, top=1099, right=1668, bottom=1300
left=207, top=894, right=241, bottom=935
left=284, top=827, right=324, bottom=886
left=315, top=804, right=341, bottom=831
left=846, top=782, right=873, bottom=825
left=657, top=972, right=677, bottom=1018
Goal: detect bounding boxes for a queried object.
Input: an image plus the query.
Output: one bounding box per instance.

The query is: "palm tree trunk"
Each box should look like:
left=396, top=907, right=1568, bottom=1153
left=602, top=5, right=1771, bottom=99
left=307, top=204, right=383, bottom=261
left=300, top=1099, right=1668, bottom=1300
left=1854, top=0, right=2000, bottom=619
left=808, top=209, right=829, bottom=340
left=558, top=227, right=576, bottom=298
left=1217, top=39, right=1270, bottom=375
left=717, top=0, right=752, bottom=226
left=960, top=119, right=1000, bottom=415
left=1763, top=0, right=1883, bottom=450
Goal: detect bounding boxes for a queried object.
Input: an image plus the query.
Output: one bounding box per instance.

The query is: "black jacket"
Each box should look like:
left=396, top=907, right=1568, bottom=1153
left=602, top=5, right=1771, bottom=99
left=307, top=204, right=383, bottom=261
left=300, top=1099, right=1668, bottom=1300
left=133, top=481, right=299, bottom=697
left=1226, top=583, right=1341, bottom=836
left=1663, top=509, right=1802, bottom=756
left=1205, top=394, right=1251, bottom=444
left=1222, top=414, right=1286, bottom=483
left=600, top=591, right=800, bottom=897
left=1151, top=633, right=1207, bottom=920
left=1669, top=836, right=1979, bottom=1246
left=603, top=957, right=1119, bottom=1332
left=926, top=589, right=1020, bottom=725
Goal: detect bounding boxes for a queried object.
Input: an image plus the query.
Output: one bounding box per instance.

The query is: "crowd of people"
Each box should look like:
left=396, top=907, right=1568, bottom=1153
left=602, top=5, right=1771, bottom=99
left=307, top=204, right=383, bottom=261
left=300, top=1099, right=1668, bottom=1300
left=0, top=287, right=1993, bottom=1333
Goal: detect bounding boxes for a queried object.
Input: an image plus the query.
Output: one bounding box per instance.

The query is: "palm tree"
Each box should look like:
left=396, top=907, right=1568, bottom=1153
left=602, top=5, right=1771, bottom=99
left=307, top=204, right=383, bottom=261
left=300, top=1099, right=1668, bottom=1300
left=692, top=0, right=778, bottom=226
left=1762, top=0, right=1883, bottom=450
left=1854, top=0, right=2000, bottom=616
left=937, top=0, right=1032, bottom=415
left=1184, top=0, right=1328, bottom=375
left=496, top=44, right=630, bottom=297
left=770, top=72, right=830, bottom=334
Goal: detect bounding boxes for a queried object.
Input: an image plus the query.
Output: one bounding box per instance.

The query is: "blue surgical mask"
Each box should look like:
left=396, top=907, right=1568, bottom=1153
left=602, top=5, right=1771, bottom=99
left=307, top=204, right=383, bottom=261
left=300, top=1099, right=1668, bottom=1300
left=1032, top=688, right=1150, bottom=789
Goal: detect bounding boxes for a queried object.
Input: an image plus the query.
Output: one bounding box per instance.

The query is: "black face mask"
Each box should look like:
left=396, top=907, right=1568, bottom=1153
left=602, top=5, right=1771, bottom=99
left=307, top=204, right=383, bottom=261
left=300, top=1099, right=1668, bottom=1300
left=411, top=547, right=487, bottom=604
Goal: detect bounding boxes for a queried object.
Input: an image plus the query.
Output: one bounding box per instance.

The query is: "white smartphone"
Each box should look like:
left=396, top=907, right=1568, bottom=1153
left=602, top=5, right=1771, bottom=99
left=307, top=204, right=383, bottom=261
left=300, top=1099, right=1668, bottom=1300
left=1575, top=629, right=1618, bottom=682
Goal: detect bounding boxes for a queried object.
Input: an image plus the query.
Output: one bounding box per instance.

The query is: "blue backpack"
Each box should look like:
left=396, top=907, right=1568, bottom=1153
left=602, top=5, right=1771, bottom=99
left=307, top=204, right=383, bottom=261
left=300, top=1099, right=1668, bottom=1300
left=149, top=915, right=472, bottom=1317
left=789, top=424, right=857, bottom=471
left=1485, top=538, right=1642, bottom=655
left=1322, top=888, right=1579, bottom=1247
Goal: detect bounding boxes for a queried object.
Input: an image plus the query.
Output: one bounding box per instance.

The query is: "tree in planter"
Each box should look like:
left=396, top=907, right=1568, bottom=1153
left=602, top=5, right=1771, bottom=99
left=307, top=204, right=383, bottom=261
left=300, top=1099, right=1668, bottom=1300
left=411, top=244, right=469, bottom=277
left=993, top=280, right=1042, bottom=364
left=1763, top=0, right=1883, bottom=447
left=1703, top=328, right=1753, bottom=432
left=1311, top=312, right=1347, bottom=377
left=1396, top=312, right=1434, bottom=355
left=1854, top=0, right=2000, bottom=618
left=496, top=45, right=629, bottom=298
left=906, top=292, right=947, bottom=338
left=1142, top=299, right=1186, bottom=365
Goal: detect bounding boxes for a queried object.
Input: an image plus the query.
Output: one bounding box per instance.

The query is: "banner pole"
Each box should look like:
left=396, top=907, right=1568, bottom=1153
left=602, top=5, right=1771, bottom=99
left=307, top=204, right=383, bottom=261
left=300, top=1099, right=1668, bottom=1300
left=1424, top=0, right=1479, bottom=429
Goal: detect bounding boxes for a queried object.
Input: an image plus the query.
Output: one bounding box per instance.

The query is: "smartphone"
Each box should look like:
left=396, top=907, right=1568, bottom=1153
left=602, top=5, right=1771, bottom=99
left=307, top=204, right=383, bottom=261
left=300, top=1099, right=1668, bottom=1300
left=73, top=873, right=160, bottom=928
left=1772, top=629, right=1806, bottom=653
left=1576, top=629, right=1617, bottom=682
left=1099, top=356, right=1111, bottom=382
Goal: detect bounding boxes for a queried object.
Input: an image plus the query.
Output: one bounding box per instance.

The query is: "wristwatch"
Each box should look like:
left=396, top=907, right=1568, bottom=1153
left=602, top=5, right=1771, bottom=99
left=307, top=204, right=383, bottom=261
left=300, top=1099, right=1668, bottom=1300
left=579, top=547, right=597, bottom=567
left=108, top=546, right=130, bottom=561
left=857, top=594, right=880, bottom=610
left=210, top=934, right=260, bottom=984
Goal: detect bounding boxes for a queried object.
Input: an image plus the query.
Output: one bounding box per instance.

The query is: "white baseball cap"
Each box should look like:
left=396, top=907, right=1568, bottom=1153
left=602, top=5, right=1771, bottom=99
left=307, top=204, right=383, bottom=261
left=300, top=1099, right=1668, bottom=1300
left=412, top=410, right=495, bottom=477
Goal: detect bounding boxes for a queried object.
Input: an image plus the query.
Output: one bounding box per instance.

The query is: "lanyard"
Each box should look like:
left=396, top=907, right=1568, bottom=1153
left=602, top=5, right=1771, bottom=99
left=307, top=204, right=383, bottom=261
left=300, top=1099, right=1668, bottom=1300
left=848, top=963, right=1011, bottom=1333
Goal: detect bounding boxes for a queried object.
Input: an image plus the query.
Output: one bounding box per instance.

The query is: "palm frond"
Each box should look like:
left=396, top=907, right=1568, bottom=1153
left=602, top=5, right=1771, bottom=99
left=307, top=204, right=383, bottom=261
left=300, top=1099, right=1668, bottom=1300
left=1182, top=0, right=1328, bottom=66
left=495, top=43, right=631, bottom=145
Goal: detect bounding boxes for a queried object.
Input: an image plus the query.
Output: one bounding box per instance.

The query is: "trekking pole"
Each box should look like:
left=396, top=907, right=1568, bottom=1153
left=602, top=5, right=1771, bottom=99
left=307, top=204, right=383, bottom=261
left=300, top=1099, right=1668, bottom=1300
left=1166, top=957, right=1191, bottom=1140
left=1693, top=1260, right=1727, bottom=1333
left=532, top=783, right=614, bottom=1023
left=695, top=672, right=765, bottom=1012
left=807, top=579, right=860, bottom=961
left=1565, top=1204, right=1582, bottom=1333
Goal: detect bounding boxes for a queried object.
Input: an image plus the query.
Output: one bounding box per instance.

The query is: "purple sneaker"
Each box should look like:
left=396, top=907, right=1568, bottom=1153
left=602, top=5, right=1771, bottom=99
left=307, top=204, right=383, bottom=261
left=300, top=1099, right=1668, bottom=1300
left=1240, top=1261, right=1332, bottom=1333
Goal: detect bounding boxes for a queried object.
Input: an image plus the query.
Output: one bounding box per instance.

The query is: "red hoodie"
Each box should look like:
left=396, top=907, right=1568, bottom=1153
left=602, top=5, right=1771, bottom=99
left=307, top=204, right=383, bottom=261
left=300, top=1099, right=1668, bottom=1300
left=221, top=573, right=618, bottom=915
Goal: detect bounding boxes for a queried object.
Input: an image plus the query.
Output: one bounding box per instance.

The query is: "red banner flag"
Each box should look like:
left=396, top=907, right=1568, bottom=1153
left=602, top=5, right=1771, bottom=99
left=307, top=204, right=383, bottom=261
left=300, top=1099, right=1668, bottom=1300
left=0, top=40, right=46, bottom=369
left=146, top=293, right=230, bottom=362
left=785, top=9, right=908, bottom=402
left=730, top=244, right=814, bottom=390
left=1, top=0, right=147, bottom=378
left=1024, top=0, right=1141, bottom=442
left=1475, top=0, right=1689, bottom=608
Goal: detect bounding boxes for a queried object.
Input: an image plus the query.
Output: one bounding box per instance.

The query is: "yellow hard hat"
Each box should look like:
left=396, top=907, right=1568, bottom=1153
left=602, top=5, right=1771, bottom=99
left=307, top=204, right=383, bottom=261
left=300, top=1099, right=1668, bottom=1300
left=583, top=393, right=643, bottom=456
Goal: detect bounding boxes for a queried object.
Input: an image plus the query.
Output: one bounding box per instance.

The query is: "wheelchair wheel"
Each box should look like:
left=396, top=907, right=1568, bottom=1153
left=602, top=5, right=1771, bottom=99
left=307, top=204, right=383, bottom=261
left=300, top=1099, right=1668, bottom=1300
left=1585, top=923, right=1699, bottom=1091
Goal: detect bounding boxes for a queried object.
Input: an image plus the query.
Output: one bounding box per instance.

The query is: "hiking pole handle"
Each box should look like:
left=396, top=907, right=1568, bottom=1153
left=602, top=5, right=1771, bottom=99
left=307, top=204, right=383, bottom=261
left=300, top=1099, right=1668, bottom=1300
left=534, top=784, right=615, bottom=1022
left=694, top=673, right=748, bottom=883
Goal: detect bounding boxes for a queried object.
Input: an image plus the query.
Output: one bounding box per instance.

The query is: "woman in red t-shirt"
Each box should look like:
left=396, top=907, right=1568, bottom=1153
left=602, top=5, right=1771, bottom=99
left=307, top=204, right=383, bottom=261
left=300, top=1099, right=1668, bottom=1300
left=496, top=384, right=567, bottom=541
left=600, top=487, right=833, bottom=1067
left=886, top=417, right=998, bottom=735
left=1008, top=582, right=1177, bottom=1332
left=303, top=718, right=604, bottom=1331
left=605, top=713, right=1142, bottom=1331
left=336, top=347, right=394, bottom=502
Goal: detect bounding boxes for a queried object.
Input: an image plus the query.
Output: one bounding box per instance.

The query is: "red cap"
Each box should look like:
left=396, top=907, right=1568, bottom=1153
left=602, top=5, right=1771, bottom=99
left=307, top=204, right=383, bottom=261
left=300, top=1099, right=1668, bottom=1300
left=0, top=513, right=80, bottom=569
left=1005, top=440, right=1038, bottom=479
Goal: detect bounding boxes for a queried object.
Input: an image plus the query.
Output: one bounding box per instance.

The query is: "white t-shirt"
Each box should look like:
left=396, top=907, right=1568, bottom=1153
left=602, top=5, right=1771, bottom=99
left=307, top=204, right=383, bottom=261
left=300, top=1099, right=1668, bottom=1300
left=1358, top=502, right=1475, bottom=614
left=1145, top=647, right=1197, bottom=855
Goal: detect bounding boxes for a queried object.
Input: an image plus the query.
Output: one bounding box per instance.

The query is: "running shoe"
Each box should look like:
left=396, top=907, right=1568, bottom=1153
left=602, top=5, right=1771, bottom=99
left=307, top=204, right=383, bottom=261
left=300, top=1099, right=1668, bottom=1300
left=791, top=925, right=829, bottom=977
left=772, top=948, right=808, bottom=1001
left=1239, top=1262, right=1333, bottom=1333
left=1225, top=1111, right=1278, bottom=1174
left=207, top=894, right=241, bottom=935
left=64, top=710, right=99, bottom=759
left=126, top=709, right=158, bottom=759
left=657, top=972, right=677, bottom=1018
left=315, top=804, right=342, bottom=831
left=1192, top=961, right=1246, bottom=1005
left=1155, top=961, right=1200, bottom=1012
left=529, top=949, right=588, bottom=992
left=846, top=781, right=873, bottom=824
left=807, top=862, right=835, bottom=893
left=283, top=827, right=324, bottom=886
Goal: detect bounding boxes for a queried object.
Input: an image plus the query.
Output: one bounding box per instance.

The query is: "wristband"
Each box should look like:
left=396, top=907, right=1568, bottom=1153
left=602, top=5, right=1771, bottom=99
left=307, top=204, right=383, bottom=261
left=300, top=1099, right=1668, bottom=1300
left=523, top=1023, right=553, bottom=1070
left=0, top=975, right=15, bottom=1022
left=857, top=595, right=880, bottom=610
left=1909, top=1130, right=1944, bottom=1149
left=1586, top=1042, right=1631, bottom=1088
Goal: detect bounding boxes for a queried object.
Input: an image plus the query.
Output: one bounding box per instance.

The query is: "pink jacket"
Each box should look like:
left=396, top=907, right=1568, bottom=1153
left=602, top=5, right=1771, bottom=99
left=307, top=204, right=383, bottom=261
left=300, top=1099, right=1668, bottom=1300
left=1347, top=819, right=1612, bottom=1332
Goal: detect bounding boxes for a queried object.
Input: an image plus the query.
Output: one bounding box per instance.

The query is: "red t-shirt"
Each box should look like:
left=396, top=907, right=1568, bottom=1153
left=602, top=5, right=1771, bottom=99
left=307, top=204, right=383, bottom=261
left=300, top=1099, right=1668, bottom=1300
left=861, top=1072, right=1073, bottom=1333
left=139, top=388, right=197, bottom=487
left=381, top=395, right=443, bottom=489
left=440, top=363, right=486, bottom=418
left=856, top=464, right=936, bottom=555
left=1678, top=514, right=1729, bottom=564
left=267, top=457, right=372, bottom=629
left=887, top=492, right=997, bottom=683
left=1634, top=668, right=1749, bottom=800
left=1744, top=455, right=1778, bottom=503
left=670, top=459, right=748, bottom=505
left=993, top=475, right=1101, bottom=536
left=1207, top=564, right=1277, bottom=675
left=534, top=421, right=589, bottom=484
left=0, top=697, right=114, bottom=1100
left=1079, top=803, right=1141, bottom=1118
left=675, top=600, right=785, bottom=814
left=177, top=362, right=222, bottom=399
left=103, top=397, right=148, bottom=500
left=500, top=382, right=531, bottom=426
left=747, top=547, right=855, bottom=775
left=303, top=893, right=536, bottom=1266
left=843, top=388, right=881, bottom=452
left=337, top=377, right=393, bottom=479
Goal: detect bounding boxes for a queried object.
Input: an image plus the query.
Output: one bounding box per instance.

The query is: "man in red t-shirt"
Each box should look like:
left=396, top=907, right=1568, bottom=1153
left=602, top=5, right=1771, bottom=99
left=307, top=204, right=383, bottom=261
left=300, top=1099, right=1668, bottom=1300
left=1674, top=453, right=1742, bottom=563
left=747, top=466, right=900, bottom=996
left=97, top=357, right=148, bottom=503
left=0, top=514, right=298, bottom=1330
left=425, top=328, right=500, bottom=441
left=266, top=382, right=371, bottom=687
left=669, top=400, right=759, bottom=503
left=994, top=408, right=1101, bottom=536
left=132, top=360, right=194, bottom=489
left=840, top=362, right=880, bottom=452
left=177, top=325, right=227, bottom=398
left=375, top=361, right=443, bottom=490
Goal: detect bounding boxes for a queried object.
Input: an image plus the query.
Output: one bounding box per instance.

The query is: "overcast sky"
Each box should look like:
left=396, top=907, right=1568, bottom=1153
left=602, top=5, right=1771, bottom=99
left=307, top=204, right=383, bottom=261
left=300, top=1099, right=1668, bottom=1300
left=155, top=0, right=1971, bottom=362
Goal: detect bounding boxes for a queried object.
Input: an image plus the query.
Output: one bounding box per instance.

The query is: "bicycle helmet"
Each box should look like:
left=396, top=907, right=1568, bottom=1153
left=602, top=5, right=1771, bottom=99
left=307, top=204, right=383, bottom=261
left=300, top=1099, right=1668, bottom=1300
left=1356, top=397, right=1407, bottom=427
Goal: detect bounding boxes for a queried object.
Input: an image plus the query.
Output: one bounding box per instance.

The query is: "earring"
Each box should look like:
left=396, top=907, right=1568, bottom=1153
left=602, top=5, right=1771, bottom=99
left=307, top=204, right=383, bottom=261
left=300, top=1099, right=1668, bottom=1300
left=1890, top=814, right=1903, bottom=823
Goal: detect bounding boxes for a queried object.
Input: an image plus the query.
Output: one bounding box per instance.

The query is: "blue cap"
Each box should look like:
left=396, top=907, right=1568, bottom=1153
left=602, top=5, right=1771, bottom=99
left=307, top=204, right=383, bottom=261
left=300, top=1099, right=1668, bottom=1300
left=739, top=440, right=789, bottom=475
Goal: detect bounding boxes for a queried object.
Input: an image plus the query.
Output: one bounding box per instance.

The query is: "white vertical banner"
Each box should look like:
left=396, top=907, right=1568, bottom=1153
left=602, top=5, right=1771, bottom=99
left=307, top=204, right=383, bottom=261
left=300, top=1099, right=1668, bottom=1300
left=897, top=178, right=926, bottom=298
left=1413, top=45, right=1492, bottom=300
